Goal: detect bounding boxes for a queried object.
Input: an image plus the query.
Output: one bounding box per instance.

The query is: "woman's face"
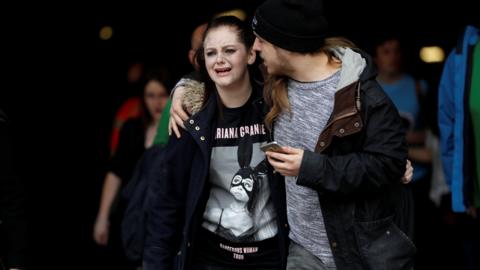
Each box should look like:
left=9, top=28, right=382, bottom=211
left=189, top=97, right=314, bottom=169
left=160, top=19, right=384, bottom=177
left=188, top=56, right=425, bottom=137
left=144, top=80, right=168, bottom=122
left=203, top=26, right=255, bottom=89
left=230, top=174, right=253, bottom=202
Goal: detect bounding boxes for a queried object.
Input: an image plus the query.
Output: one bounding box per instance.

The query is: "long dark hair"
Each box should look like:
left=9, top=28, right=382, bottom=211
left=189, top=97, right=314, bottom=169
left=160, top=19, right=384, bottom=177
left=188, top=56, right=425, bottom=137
left=195, top=16, right=257, bottom=110
left=140, top=68, right=170, bottom=128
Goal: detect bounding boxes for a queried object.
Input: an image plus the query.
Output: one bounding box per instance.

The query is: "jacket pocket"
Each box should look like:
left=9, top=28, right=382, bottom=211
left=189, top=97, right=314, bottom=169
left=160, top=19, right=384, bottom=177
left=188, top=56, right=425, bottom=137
left=354, top=216, right=416, bottom=270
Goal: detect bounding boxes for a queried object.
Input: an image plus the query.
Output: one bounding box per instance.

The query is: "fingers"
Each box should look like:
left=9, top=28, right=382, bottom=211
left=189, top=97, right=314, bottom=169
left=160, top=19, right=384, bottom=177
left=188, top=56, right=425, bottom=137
left=402, top=175, right=412, bottom=184
left=173, top=103, right=190, bottom=122
left=266, top=154, right=298, bottom=177
left=169, top=92, right=188, bottom=139
left=169, top=116, right=182, bottom=138
left=172, top=112, right=186, bottom=130
left=266, top=151, right=292, bottom=163
left=401, top=175, right=409, bottom=184
left=405, top=167, right=412, bottom=177
left=280, top=146, right=301, bottom=154
left=267, top=156, right=288, bottom=173
left=97, top=233, right=108, bottom=246
left=170, top=100, right=187, bottom=129
left=171, top=86, right=189, bottom=120
left=402, top=160, right=413, bottom=184
left=93, top=225, right=109, bottom=246
left=168, top=99, right=186, bottom=139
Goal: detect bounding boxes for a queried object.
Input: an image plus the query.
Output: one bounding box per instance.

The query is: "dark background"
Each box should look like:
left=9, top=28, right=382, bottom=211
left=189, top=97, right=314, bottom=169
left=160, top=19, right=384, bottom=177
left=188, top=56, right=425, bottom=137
left=1, top=0, right=478, bottom=268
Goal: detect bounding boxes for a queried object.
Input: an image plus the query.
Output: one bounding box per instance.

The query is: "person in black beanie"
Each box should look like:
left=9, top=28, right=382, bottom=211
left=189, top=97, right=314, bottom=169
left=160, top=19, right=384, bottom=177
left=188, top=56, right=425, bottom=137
left=251, top=0, right=415, bottom=269
left=167, top=1, right=415, bottom=269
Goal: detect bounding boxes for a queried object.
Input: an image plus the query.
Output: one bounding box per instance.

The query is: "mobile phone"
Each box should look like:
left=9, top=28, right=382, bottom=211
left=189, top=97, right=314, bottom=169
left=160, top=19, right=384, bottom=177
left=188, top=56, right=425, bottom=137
left=260, top=141, right=286, bottom=153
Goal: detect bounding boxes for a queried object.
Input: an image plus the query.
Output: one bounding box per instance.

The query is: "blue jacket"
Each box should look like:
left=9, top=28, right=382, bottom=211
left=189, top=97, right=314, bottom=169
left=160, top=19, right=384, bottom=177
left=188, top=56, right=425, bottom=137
left=143, top=91, right=289, bottom=270
left=438, top=25, right=479, bottom=212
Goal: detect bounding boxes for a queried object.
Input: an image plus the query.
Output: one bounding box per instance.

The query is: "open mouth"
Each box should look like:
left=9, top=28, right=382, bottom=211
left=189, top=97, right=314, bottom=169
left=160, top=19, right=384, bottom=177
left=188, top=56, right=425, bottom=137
left=215, top=67, right=232, bottom=75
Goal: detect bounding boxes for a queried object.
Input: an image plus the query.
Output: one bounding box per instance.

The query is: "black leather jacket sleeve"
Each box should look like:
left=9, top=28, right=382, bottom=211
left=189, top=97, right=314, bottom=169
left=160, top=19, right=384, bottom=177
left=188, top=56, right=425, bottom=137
left=297, top=95, right=407, bottom=195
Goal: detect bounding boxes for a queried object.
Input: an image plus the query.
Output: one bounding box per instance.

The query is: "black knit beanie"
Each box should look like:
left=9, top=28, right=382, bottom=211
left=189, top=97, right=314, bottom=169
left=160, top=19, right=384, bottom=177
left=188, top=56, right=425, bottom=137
left=252, top=0, right=328, bottom=53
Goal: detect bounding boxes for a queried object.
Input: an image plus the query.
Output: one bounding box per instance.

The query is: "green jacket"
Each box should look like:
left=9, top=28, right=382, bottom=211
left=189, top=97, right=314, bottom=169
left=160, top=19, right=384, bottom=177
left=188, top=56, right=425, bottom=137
left=153, top=99, right=171, bottom=146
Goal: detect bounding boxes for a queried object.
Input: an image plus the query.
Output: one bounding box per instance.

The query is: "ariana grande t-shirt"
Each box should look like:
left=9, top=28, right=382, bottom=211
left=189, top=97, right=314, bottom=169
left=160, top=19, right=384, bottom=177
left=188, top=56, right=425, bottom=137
left=196, top=91, right=279, bottom=266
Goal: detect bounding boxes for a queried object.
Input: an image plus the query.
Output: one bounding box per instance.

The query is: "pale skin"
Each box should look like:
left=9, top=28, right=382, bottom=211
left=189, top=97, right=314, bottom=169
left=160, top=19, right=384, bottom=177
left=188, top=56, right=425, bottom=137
left=93, top=80, right=168, bottom=246
left=196, top=24, right=257, bottom=238
left=168, top=24, right=256, bottom=136
left=168, top=36, right=413, bottom=184
left=203, top=26, right=256, bottom=106
left=93, top=172, right=121, bottom=245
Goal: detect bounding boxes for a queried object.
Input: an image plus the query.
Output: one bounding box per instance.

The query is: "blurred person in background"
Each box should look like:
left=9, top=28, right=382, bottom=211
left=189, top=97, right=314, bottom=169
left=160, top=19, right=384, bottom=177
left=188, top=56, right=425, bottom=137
left=110, top=61, right=146, bottom=155
left=94, top=70, right=169, bottom=269
left=438, top=25, right=479, bottom=270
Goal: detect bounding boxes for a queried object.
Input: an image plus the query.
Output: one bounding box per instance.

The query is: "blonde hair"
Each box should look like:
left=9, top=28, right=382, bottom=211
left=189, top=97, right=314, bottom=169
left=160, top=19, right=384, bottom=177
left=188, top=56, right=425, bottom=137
left=264, top=37, right=356, bottom=129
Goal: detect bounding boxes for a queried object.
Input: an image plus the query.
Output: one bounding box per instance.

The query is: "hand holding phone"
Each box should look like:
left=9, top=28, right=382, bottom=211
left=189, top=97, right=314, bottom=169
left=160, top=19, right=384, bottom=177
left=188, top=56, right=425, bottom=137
left=262, top=143, right=304, bottom=176
left=260, top=141, right=286, bottom=154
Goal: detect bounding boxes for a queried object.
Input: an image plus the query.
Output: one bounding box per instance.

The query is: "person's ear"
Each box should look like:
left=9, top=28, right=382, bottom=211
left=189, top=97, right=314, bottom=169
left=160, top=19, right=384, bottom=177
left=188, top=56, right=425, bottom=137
left=247, top=48, right=256, bottom=65
left=188, top=49, right=196, bottom=66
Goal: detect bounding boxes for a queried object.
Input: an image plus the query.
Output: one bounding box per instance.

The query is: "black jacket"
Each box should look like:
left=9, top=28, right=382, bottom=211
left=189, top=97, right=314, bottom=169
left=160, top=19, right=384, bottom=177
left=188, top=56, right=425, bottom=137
left=143, top=91, right=289, bottom=270
left=294, top=50, right=415, bottom=270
